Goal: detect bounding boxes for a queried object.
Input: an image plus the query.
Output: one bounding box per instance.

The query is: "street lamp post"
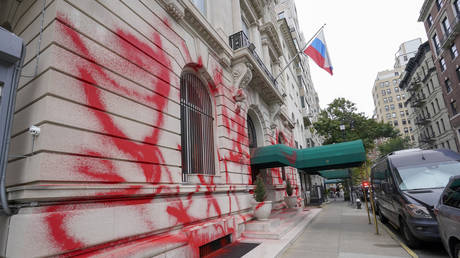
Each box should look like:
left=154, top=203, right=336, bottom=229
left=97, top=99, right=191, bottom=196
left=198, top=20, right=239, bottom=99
left=339, top=124, right=345, bottom=139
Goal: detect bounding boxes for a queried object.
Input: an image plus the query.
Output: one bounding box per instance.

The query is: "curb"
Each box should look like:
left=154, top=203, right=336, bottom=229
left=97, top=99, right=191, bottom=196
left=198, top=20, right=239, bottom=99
left=379, top=221, right=418, bottom=258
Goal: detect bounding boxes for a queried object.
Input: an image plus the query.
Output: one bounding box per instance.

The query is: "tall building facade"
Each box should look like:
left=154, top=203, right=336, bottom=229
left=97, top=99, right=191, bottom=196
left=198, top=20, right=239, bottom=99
left=274, top=0, right=324, bottom=205
left=0, top=0, right=323, bottom=257
left=419, top=0, right=460, bottom=148
left=400, top=42, right=458, bottom=151
left=372, top=39, right=422, bottom=140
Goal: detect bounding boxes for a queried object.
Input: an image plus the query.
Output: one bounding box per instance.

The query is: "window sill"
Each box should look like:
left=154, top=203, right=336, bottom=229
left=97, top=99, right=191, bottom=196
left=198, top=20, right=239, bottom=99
left=183, top=173, right=222, bottom=185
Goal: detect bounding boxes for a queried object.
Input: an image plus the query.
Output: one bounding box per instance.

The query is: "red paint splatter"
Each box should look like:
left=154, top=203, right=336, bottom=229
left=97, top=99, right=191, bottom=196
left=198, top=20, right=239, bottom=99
left=282, top=150, right=297, bottom=166
left=255, top=202, right=265, bottom=211
left=44, top=206, right=84, bottom=251
left=47, top=11, right=261, bottom=257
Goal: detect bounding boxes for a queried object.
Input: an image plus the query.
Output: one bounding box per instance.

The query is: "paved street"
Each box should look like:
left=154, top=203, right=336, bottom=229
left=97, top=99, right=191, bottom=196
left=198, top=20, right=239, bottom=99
left=282, top=200, right=411, bottom=258
left=381, top=218, right=448, bottom=258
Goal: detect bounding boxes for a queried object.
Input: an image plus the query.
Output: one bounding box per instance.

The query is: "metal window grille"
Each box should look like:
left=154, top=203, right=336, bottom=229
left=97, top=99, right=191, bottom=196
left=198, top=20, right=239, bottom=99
left=180, top=73, right=215, bottom=181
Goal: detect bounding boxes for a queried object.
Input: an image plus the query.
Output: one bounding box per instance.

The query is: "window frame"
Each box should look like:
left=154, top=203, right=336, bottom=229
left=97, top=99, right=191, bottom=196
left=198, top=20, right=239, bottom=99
left=427, top=14, right=434, bottom=28
left=180, top=70, right=218, bottom=181
left=451, top=43, right=459, bottom=59
left=440, top=57, right=447, bottom=71
left=445, top=78, right=452, bottom=93
left=451, top=100, right=458, bottom=115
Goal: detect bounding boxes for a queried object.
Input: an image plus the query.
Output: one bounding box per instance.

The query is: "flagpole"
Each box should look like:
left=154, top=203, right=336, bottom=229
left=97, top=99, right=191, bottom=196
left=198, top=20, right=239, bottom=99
left=274, top=23, right=326, bottom=82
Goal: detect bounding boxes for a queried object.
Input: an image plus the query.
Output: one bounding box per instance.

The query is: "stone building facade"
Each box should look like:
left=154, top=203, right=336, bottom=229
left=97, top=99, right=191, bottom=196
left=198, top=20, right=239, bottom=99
left=0, top=0, right=322, bottom=257
left=400, top=42, right=458, bottom=151
left=373, top=68, right=413, bottom=137
left=372, top=39, right=422, bottom=141
left=419, top=0, right=460, bottom=148
left=273, top=0, right=324, bottom=205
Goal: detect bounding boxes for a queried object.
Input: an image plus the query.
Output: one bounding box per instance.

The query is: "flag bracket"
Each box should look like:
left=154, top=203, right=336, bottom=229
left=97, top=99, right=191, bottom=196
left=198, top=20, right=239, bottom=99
left=274, top=23, right=327, bottom=82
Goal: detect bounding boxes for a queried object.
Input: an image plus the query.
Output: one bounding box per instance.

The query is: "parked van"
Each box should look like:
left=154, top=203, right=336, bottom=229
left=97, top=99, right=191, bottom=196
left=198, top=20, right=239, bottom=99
left=371, top=148, right=460, bottom=248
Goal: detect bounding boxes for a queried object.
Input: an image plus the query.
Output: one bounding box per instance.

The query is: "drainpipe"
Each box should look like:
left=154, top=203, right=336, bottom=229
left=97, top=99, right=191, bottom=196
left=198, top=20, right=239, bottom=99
left=0, top=41, right=25, bottom=215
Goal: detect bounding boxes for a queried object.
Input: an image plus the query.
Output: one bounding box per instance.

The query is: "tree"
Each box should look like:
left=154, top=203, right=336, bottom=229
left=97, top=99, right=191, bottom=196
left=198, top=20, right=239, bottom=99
left=313, top=98, right=398, bottom=151
left=378, top=136, right=412, bottom=157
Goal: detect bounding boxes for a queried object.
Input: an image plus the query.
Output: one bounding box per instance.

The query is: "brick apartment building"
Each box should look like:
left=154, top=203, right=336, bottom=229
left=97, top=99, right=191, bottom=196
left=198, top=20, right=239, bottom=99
left=419, top=0, right=460, bottom=149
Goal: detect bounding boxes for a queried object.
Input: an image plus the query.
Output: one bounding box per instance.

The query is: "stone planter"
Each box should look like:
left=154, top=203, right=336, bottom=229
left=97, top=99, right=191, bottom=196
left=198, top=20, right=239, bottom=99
left=284, top=196, right=297, bottom=208
left=253, top=201, right=272, bottom=220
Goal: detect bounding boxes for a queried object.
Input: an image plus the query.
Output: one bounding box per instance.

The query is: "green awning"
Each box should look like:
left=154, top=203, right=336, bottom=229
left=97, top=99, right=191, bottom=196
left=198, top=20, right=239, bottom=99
left=250, top=144, right=297, bottom=169
left=324, top=179, right=344, bottom=184
left=295, top=140, right=366, bottom=172
left=320, top=169, right=351, bottom=179
left=250, top=140, right=366, bottom=172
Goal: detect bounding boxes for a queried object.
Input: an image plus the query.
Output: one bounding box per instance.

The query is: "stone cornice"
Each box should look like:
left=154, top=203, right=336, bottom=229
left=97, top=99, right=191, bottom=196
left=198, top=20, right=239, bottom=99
left=160, top=0, right=185, bottom=21
left=278, top=18, right=298, bottom=58
left=240, top=0, right=260, bottom=25
left=418, top=0, right=433, bottom=21
left=248, top=0, right=264, bottom=19
left=260, top=21, right=283, bottom=57
left=158, top=0, right=232, bottom=67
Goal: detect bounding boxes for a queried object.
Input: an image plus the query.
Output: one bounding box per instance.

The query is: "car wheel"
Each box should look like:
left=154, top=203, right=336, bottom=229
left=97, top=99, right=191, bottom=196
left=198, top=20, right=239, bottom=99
left=400, top=219, right=421, bottom=249
left=377, top=206, right=388, bottom=223
left=454, top=242, right=460, bottom=258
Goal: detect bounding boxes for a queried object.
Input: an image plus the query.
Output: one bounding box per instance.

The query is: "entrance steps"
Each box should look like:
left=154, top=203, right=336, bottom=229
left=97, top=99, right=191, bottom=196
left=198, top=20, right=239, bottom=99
left=241, top=208, right=310, bottom=239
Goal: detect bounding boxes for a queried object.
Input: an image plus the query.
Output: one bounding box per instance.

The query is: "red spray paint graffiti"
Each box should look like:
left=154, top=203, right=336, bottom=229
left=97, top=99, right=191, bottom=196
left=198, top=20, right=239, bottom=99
left=43, top=12, right=250, bottom=257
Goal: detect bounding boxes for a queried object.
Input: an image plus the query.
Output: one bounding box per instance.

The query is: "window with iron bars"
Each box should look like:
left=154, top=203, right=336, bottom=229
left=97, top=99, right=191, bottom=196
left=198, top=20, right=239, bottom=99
left=180, top=73, right=215, bottom=181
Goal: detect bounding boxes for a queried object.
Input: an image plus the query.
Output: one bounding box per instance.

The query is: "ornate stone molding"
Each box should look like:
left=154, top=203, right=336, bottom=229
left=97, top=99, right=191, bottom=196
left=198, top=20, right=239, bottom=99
left=162, top=0, right=185, bottom=21
left=247, top=0, right=264, bottom=19
left=183, top=9, right=225, bottom=54
left=232, top=62, right=253, bottom=89
left=260, top=22, right=282, bottom=57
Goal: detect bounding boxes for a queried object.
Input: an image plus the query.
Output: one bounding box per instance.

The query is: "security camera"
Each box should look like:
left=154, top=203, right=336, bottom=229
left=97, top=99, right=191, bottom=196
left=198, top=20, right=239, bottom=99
left=28, top=125, right=40, bottom=136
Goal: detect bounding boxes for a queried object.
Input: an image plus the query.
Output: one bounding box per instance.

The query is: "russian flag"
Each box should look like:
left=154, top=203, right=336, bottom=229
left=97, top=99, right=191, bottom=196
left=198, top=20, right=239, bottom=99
left=304, top=30, right=333, bottom=75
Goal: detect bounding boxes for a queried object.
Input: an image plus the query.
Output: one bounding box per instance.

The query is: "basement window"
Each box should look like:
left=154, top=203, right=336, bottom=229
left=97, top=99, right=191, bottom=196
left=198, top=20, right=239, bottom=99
left=199, top=234, right=232, bottom=257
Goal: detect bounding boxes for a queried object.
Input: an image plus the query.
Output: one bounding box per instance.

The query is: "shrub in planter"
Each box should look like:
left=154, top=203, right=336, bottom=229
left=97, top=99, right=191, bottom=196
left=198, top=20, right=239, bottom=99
left=253, top=177, right=272, bottom=220
left=254, top=177, right=266, bottom=202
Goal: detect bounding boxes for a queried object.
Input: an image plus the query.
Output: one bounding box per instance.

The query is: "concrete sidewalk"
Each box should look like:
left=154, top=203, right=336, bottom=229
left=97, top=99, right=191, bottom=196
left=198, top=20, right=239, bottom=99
left=281, top=200, right=411, bottom=258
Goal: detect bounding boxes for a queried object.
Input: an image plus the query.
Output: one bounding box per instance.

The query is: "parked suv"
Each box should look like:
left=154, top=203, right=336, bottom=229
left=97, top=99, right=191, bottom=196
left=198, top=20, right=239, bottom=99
left=435, top=175, right=460, bottom=258
left=371, top=148, right=460, bottom=248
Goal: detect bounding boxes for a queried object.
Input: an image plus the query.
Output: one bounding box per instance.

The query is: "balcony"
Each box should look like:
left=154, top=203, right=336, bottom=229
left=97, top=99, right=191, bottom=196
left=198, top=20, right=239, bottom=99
left=229, top=31, right=283, bottom=103
left=420, top=133, right=435, bottom=143
left=415, top=114, right=431, bottom=125
left=407, top=80, right=421, bottom=92
left=422, top=67, right=436, bottom=83
left=441, top=13, right=460, bottom=49
left=408, top=94, right=426, bottom=108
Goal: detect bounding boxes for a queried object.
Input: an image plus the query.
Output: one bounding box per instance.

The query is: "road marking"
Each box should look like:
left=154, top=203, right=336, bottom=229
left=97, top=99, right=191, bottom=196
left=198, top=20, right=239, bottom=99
left=379, top=221, right=418, bottom=258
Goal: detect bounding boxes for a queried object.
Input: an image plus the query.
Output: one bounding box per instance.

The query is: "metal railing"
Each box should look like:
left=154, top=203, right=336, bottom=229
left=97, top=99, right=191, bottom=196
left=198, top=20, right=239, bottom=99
left=180, top=73, right=215, bottom=181
left=229, top=31, right=278, bottom=89
left=422, top=67, right=436, bottom=83
left=420, top=134, right=435, bottom=143
left=410, top=94, right=426, bottom=107
left=415, top=113, right=431, bottom=125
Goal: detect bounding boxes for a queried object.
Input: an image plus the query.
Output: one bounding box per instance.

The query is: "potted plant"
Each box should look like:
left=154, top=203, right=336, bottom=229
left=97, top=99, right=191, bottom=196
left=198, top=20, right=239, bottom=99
left=284, top=180, right=297, bottom=208
left=253, top=177, right=272, bottom=220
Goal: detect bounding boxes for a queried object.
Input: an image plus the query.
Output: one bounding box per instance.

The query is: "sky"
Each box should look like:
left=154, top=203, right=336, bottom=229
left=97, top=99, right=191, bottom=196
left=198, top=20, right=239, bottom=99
left=295, top=0, right=428, bottom=117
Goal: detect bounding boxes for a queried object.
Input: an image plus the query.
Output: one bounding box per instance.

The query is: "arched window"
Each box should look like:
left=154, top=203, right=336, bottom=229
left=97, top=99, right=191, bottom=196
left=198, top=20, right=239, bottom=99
left=247, top=115, right=257, bottom=149
left=180, top=72, right=215, bottom=181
